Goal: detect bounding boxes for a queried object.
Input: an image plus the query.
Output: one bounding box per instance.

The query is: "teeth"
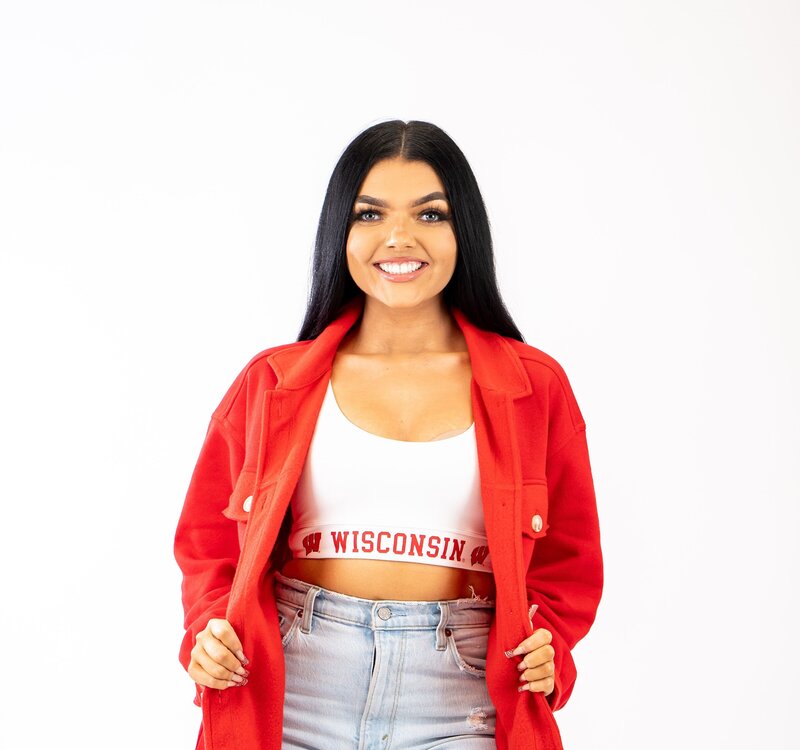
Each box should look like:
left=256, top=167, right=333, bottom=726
left=378, top=261, right=423, bottom=274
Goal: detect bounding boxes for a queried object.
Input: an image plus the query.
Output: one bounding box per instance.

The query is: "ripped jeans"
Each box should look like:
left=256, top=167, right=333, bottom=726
left=273, top=570, right=498, bottom=749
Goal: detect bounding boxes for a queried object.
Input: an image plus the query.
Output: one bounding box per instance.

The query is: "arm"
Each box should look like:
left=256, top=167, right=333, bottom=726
left=174, top=413, right=245, bottom=706
left=525, top=426, right=603, bottom=711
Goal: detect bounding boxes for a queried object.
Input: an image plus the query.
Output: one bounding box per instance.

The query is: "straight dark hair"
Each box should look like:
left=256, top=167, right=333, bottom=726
left=296, top=119, right=525, bottom=344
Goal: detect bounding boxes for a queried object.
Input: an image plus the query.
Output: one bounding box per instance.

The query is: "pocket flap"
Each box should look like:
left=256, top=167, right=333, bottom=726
left=521, top=482, right=549, bottom=539
left=222, top=469, right=257, bottom=522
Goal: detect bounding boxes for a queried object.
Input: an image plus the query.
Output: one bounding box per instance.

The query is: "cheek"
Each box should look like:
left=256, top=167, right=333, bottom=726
left=433, top=233, right=458, bottom=270
left=346, top=230, right=371, bottom=262
left=345, top=239, right=372, bottom=283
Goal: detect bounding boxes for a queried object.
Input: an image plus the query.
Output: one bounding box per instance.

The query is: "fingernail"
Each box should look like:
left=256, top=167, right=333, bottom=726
left=236, top=650, right=249, bottom=665
left=235, top=666, right=247, bottom=676
left=231, top=673, right=244, bottom=683
left=517, top=662, right=526, bottom=671
left=518, top=684, right=529, bottom=692
left=503, top=649, right=516, bottom=659
left=519, top=672, right=527, bottom=681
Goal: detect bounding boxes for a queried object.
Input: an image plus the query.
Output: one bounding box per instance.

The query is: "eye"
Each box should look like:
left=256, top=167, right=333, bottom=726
left=420, top=208, right=450, bottom=223
left=352, top=209, right=381, bottom=222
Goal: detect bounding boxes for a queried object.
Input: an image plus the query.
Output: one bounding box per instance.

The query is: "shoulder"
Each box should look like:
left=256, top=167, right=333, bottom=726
left=211, top=339, right=312, bottom=421
left=506, top=337, right=587, bottom=432
left=507, top=338, right=574, bottom=387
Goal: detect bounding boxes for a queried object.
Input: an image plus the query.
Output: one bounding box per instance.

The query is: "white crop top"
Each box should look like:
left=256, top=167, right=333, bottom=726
left=287, top=378, right=493, bottom=572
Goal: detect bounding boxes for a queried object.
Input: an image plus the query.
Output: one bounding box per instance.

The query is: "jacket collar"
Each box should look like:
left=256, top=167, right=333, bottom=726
left=266, top=295, right=531, bottom=396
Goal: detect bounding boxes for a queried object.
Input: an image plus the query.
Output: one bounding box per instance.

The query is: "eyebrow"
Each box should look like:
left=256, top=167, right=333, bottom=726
left=354, top=191, right=449, bottom=208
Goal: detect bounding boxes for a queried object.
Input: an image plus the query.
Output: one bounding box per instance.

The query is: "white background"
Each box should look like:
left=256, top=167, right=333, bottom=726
left=1, top=1, right=798, bottom=748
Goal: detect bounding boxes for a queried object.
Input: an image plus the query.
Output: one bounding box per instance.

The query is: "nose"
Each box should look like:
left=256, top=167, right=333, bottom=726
left=385, top=217, right=416, bottom=248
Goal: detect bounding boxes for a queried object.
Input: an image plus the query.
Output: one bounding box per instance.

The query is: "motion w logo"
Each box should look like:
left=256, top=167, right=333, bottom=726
left=302, top=532, right=321, bottom=556
left=471, top=545, right=490, bottom=567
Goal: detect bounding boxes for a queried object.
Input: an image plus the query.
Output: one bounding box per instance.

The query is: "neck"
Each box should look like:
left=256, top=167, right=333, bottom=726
left=342, top=296, right=466, bottom=356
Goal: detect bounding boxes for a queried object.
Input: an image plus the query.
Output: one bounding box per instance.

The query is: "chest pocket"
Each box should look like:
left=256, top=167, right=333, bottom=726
left=521, top=482, right=549, bottom=540
left=223, top=470, right=258, bottom=546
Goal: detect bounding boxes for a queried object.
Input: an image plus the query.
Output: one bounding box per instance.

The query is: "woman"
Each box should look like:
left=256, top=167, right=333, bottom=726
left=174, top=120, right=603, bottom=750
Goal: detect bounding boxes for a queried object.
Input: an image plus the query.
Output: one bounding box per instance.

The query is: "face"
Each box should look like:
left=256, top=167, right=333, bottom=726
left=345, top=157, right=457, bottom=311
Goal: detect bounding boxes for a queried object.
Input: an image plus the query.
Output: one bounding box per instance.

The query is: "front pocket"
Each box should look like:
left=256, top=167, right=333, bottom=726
left=446, top=623, right=489, bottom=678
left=276, top=599, right=303, bottom=649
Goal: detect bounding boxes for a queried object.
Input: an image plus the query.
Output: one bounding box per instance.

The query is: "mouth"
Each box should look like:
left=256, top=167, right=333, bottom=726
left=373, top=260, right=429, bottom=282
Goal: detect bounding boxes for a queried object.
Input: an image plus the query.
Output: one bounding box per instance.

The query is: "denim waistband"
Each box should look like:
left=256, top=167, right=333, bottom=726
left=272, top=570, right=495, bottom=631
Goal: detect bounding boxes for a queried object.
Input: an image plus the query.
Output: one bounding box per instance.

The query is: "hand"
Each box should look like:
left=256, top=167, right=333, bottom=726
left=511, top=627, right=555, bottom=696
left=188, top=618, right=250, bottom=690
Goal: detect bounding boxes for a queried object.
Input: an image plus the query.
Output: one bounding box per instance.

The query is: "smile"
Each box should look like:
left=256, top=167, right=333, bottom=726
left=373, top=261, right=429, bottom=282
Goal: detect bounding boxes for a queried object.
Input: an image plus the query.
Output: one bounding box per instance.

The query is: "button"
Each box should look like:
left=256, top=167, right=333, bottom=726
left=531, top=514, right=543, bottom=533
left=243, top=495, right=253, bottom=513
left=377, top=606, right=392, bottom=620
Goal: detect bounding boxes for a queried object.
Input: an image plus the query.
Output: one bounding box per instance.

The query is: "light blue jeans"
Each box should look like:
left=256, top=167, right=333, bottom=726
left=273, top=570, right=498, bottom=749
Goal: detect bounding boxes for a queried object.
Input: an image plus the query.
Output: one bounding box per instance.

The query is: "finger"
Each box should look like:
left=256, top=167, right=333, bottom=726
left=510, top=627, right=552, bottom=656
left=529, top=628, right=552, bottom=648
left=208, top=619, right=248, bottom=665
left=518, top=659, right=555, bottom=683
left=189, top=662, right=244, bottom=691
left=193, top=647, right=248, bottom=685
left=516, top=643, right=555, bottom=670
left=520, top=677, right=555, bottom=695
left=199, top=632, right=248, bottom=676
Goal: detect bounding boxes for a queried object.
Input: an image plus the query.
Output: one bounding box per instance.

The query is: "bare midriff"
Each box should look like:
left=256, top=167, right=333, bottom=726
left=278, top=327, right=496, bottom=604
left=279, top=557, right=496, bottom=602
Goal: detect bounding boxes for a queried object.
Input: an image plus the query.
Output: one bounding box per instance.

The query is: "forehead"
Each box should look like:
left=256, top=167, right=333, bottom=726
left=357, top=158, right=447, bottom=202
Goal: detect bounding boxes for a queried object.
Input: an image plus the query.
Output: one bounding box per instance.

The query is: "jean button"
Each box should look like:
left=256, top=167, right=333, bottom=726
left=377, top=606, right=392, bottom=620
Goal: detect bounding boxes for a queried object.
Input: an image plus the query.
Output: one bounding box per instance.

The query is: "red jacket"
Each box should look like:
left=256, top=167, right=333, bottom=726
left=174, top=295, right=603, bottom=750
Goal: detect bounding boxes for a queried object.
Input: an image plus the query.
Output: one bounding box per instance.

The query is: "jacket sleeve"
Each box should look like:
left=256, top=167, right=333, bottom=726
left=525, top=425, right=603, bottom=711
left=173, top=411, right=245, bottom=706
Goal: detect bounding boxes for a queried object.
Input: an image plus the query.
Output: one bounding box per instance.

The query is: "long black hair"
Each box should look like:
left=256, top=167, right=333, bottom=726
left=295, top=119, right=525, bottom=343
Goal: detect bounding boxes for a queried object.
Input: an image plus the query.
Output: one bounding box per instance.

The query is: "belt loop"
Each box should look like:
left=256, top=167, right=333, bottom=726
left=435, top=601, right=450, bottom=651
left=300, top=586, right=320, bottom=633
